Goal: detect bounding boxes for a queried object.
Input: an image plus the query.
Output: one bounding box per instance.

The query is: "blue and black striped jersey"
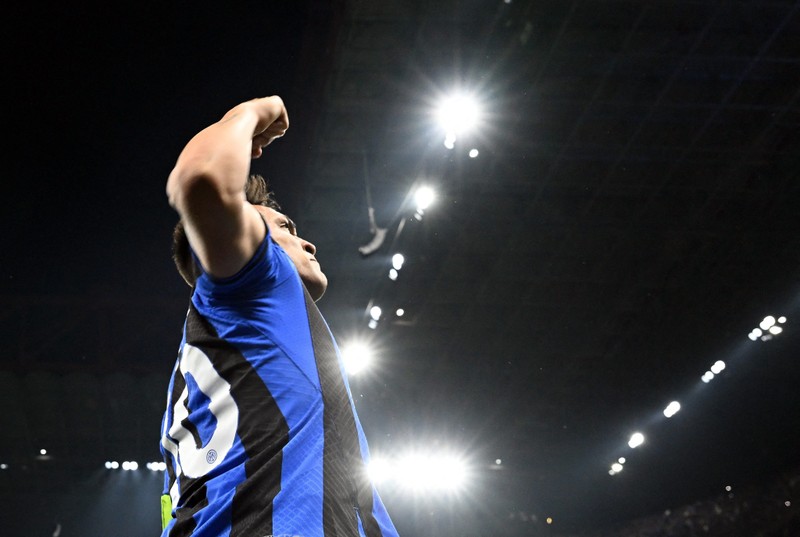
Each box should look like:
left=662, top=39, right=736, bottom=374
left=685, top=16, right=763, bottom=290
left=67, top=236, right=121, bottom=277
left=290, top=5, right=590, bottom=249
left=159, top=225, right=399, bottom=537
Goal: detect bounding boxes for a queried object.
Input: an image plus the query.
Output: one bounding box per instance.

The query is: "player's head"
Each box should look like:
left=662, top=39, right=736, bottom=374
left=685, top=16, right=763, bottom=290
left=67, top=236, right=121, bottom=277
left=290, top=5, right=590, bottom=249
left=172, top=174, right=326, bottom=300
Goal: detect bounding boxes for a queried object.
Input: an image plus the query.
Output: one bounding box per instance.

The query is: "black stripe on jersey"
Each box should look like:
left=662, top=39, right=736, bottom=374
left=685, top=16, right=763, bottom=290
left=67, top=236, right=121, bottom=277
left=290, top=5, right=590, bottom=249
left=179, top=303, right=290, bottom=537
left=304, top=289, right=382, bottom=537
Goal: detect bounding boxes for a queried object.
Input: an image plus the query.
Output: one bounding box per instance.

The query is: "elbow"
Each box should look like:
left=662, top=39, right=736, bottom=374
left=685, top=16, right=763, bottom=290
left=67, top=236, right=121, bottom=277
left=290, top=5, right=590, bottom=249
left=166, top=166, right=224, bottom=216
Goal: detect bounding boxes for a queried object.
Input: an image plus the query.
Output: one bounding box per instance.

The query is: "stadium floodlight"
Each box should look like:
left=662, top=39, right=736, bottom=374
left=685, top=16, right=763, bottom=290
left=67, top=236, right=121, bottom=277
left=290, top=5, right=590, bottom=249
left=370, top=306, right=382, bottom=321
left=628, top=432, right=645, bottom=449
left=414, top=186, right=435, bottom=212
left=340, top=342, right=373, bottom=376
left=367, top=457, right=394, bottom=484
left=663, top=401, right=681, bottom=418
left=391, top=253, right=405, bottom=271
left=435, top=93, right=482, bottom=142
left=396, top=453, right=468, bottom=492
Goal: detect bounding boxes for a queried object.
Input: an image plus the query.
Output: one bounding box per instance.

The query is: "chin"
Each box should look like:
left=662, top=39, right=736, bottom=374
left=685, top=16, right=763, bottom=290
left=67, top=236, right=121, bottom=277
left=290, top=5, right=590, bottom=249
left=305, top=276, right=328, bottom=302
left=309, top=284, right=326, bottom=302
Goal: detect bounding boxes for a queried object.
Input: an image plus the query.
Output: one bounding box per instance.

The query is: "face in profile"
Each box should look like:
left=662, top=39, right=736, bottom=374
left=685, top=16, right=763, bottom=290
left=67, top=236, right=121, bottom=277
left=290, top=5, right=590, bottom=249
left=256, top=206, right=328, bottom=301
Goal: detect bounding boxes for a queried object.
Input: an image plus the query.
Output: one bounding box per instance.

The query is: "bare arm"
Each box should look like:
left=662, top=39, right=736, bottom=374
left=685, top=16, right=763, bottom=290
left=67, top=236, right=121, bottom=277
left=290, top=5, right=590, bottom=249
left=166, top=96, right=289, bottom=278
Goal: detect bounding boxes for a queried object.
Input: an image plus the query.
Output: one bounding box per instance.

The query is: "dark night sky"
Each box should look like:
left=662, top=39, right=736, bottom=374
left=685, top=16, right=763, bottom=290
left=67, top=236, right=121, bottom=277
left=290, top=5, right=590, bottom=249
left=4, top=2, right=319, bottom=297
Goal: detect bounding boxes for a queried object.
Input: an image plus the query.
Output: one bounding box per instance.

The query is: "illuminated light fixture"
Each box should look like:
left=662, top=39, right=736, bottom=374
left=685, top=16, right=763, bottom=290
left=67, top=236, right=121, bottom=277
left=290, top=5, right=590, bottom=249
left=367, top=457, right=393, bottom=484
left=396, top=308, right=405, bottom=317
left=495, top=458, right=502, bottom=465
left=40, top=449, right=47, bottom=456
left=146, top=461, right=167, bottom=471
left=370, top=306, right=382, bottom=321
left=710, top=360, right=726, bottom=374
left=396, top=453, right=468, bottom=492
left=701, top=371, right=715, bottom=383
left=392, top=253, right=405, bottom=271
left=748, top=328, right=762, bottom=341
left=611, top=462, right=623, bottom=473
left=388, top=268, right=398, bottom=281
left=435, top=93, right=482, bottom=147
left=618, top=457, right=626, bottom=464
left=609, top=469, right=616, bottom=475
left=0, top=463, right=9, bottom=470
left=121, top=461, right=139, bottom=471
left=663, top=401, right=681, bottom=418
left=546, top=517, right=553, bottom=525
left=628, top=432, right=645, bottom=449
left=468, top=148, right=479, bottom=158
left=341, top=342, right=373, bottom=375
left=368, top=319, right=378, bottom=330
left=751, top=315, right=786, bottom=341
left=414, top=186, right=435, bottom=212
left=759, top=316, right=776, bottom=331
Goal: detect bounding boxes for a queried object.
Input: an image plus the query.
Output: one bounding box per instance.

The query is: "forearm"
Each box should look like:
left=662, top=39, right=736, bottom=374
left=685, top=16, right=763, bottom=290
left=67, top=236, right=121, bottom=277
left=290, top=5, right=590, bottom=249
left=166, top=102, right=261, bottom=215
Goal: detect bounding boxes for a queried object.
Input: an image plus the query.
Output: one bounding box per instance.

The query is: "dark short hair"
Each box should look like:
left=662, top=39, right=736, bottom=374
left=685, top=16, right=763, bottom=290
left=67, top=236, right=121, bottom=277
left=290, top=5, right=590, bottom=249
left=172, top=174, right=281, bottom=287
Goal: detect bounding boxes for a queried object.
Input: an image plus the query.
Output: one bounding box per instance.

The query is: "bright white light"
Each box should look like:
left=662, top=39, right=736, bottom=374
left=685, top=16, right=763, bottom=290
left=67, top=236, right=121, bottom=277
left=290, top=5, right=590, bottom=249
left=769, top=325, right=783, bottom=335
left=414, top=186, right=435, bottom=211
left=368, top=319, right=378, bottom=330
left=367, top=458, right=393, bottom=484
left=778, top=316, right=787, bottom=323
left=396, top=454, right=467, bottom=492
left=444, top=133, right=456, bottom=150
left=370, top=306, right=382, bottom=321
left=110, top=461, right=119, bottom=469
left=388, top=269, right=398, bottom=280
left=495, top=458, right=502, bottom=465
left=702, top=371, right=715, bottom=383
left=663, top=401, right=681, bottom=418
left=609, top=469, right=616, bottom=475
left=341, top=342, right=373, bottom=375
left=711, top=360, right=726, bottom=374
left=611, top=462, right=623, bottom=473
left=105, top=461, right=113, bottom=469
left=628, top=432, right=645, bottom=449
left=618, top=457, right=626, bottom=464
left=760, top=316, right=776, bottom=330
left=436, top=94, right=481, bottom=136
left=396, top=308, right=405, bottom=317
left=0, top=463, right=8, bottom=470
left=468, top=148, right=479, bottom=158
left=392, top=253, right=405, bottom=270
left=39, top=449, right=47, bottom=455
left=122, top=461, right=138, bottom=471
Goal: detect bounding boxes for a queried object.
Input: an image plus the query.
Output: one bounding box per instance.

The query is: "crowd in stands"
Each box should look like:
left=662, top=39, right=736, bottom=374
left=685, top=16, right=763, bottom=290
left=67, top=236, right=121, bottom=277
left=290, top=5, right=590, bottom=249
left=558, top=465, right=799, bottom=537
